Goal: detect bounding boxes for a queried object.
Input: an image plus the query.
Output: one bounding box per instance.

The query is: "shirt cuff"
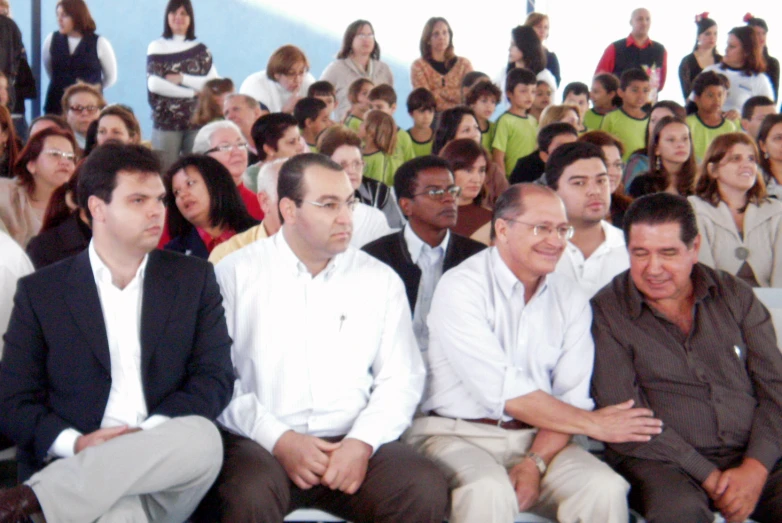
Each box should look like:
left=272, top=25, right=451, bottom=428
left=344, top=427, right=381, bottom=456
left=253, top=417, right=292, bottom=454
left=680, top=448, right=719, bottom=483
left=500, top=366, right=539, bottom=418
left=48, top=428, right=83, bottom=459
left=140, top=415, right=170, bottom=431
left=745, top=437, right=781, bottom=472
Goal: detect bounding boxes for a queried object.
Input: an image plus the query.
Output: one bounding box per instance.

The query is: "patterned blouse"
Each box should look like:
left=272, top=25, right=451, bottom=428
left=410, top=56, right=473, bottom=112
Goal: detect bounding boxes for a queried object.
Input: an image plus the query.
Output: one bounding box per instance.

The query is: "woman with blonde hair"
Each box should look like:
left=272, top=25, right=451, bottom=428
left=191, top=78, right=234, bottom=127
left=689, top=132, right=782, bottom=287
left=359, top=109, right=397, bottom=186
left=538, top=104, right=580, bottom=129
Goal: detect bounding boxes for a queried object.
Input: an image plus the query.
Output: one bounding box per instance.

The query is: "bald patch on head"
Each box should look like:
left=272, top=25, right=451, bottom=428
left=631, top=8, right=650, bottom=20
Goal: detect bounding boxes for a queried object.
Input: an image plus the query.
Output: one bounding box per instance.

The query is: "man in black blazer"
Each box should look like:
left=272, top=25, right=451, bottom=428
left=0, top=144, right=234, bottom=523
left=363, top=156, right=485, bottom=353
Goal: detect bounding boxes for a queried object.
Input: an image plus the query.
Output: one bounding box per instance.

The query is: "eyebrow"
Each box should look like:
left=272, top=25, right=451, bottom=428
left=315, top=194, right=354, bottom=202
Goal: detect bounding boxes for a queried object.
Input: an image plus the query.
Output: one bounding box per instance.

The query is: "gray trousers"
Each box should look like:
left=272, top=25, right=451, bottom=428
left=26, top=416, right=222, bottom=523
left=151, top=128, right=199, bottom=172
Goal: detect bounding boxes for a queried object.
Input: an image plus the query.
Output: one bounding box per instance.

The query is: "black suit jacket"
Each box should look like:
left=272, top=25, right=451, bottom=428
left=0, top=248, right=234, bottom=477
left=362, top=229, right=486, bottom=312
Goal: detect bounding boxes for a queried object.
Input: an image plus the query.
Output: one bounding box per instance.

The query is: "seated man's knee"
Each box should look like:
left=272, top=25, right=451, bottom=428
left=453, top=473, right=518, bottom=516
left=176, top=416, right=223, bottom=475
left=643, top=491, right=712, bottom=523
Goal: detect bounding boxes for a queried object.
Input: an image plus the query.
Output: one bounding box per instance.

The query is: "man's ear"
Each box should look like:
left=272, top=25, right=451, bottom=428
left=398, top=197, right=413, bottom=218
left=279, top=196, right=298, bottom=224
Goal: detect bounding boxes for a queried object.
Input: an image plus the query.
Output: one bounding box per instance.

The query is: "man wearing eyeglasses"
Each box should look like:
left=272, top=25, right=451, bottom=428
left=196, top=153, right=448, bottom=522
left=545, top=142, right=629, bottom=298
left=363, top=156, right=485, bottom=355
left=405, top=183, right=663, bottom=523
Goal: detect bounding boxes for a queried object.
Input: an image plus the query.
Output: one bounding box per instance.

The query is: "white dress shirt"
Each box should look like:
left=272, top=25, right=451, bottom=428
left=216, top=231, right=424, bottom=453
left=0, top=230, right=33, bottom=353
left=555, top=221, right=629, bottom=298
left=423, top=247, right=595, bottom=421
left=49, top=241, right=167, bottom=458
left=351, top=203, right=395, bottom=248
left=404, top=225, right=449, bottom=354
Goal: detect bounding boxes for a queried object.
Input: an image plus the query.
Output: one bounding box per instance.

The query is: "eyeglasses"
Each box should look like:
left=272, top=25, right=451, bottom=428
left=283, top=69, right=309, bottom=79
left=42, top=149, right=77, bottom=163
left=69, top=105, right=101, bottom=114
left=505, top=219, right=574, bottom=240
left=338, top=160, right=365, bottom=173
left=302, top=199, right=358, bottom=214
left=355, top=33, right=375, bottom=40
left=205, top=142, right=248, bottom=154
left=412, top=185, right=462, bottom=200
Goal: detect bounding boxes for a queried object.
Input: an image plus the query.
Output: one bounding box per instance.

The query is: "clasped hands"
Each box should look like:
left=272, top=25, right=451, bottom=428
left=273, top=431, right=372, bottom=494
left=701, top=458, right=768, bottom=523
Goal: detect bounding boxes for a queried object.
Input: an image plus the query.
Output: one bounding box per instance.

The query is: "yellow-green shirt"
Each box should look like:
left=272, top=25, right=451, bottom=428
left=600, top=109, right=649, bottom=162
left=584, top=108, right=612, bottom=132
left=344, top=114, right=363, bottom=132
left=480, top=120, right=497, bottom=153
left=408, top=128, right=434, bottom=157
left=686, top=114, right=737, bottom=164
left=394, top=128, right=416, bottom=165
left=492, top=111, right=538, bottom=177
left=363, top=151, right=396, bottom=187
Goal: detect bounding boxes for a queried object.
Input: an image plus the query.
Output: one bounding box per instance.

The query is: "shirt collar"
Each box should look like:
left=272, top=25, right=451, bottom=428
left=601, top=220, right=626, bottom=248
left=276, top=227, right=340, bottom=280
left=403, top=225, right=450, bottom=264
left=88, top=239, right=148, bottom=289
left=491, top=247, right=549, bottom=302
left=196, top=226, right=234, bottom=252
left=627, top=262, right=716, bottom=319
left=626, top=34, right=654, bottom=49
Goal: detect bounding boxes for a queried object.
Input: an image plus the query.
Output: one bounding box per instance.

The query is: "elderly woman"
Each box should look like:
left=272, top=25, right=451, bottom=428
left=411, top=17, right=473, bottom=112
left=192, top=120, right=263, bottom=220
left=240, top=45, right=316, bottom=114
left=320, top=20, right=393, bottom=122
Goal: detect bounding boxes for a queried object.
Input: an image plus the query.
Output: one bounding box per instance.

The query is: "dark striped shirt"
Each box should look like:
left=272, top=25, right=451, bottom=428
left=590, top=263, right=782, bottom=482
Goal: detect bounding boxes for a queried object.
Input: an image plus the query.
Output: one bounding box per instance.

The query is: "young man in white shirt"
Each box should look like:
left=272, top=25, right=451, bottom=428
left=546, top=142, right=630, bottom=297
left=198, top=153, right=448, bottom=522
left=405, top=183, right=663, bottom=523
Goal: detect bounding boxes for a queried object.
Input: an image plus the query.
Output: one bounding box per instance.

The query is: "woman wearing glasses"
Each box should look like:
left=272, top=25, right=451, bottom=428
left=320, top=20, right=394, bottom=122
left=163, top=155, right=258, bottom=259
left=240, top=45, right=316, bottom=115
left=147, top=0, right=219, bottom=170
left=0, top=127, right=78, bottom=247
left=440, top=138, right=493, bottom=245
left=61, top=81, right=105, bottom=150
left=42, top=0, right=117, bottom=116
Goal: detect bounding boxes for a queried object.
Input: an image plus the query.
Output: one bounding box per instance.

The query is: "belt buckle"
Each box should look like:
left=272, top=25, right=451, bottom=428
left=497, top=418, right=503, bottom=428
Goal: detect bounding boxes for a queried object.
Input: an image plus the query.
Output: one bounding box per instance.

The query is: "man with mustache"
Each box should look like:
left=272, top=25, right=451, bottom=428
left=546, top=142, right=629, bottom=298
left=198, top=153, right=448, bottom=522
left=363, top=156, right=486, bottom=354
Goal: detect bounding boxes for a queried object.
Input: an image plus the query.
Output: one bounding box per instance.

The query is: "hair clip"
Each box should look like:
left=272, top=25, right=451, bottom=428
left=743, top=13, right=754, bottom=23
left=695, top=12, right=709, bottom=23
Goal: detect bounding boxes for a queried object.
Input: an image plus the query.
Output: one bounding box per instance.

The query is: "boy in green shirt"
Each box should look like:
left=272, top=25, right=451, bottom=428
left=492, top=68, right=538, bottom=177
left=369, top=84, right=415, bottom=165
left=466, top=79, right=502, bottom=153
left=584, top=73, right=620, bottom=131
left=308, top=81, right=338, bottom=123
left=342, top=78, right=373, bottom=132
left=406, top=87, right=436, bottom=157
left=686, top=71, right=736, bottom=163
left=294, top=97, right=331, bottom=152
left=562, top=81, right=589, bottom=132
left=601, top=68, right=650, bottom=162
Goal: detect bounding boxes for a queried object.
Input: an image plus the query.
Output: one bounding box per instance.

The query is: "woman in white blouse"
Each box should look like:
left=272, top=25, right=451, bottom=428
left=689, top=132, right=782, bottom=287
left=239, top=45, right=315, bottom=115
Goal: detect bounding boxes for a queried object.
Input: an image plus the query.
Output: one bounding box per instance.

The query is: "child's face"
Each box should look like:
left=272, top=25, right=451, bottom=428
left=564, top=93, right=589, bottom=121
left=508, top=83, right=536, bottom=111
left=471, top=95, right=497, bottom=122
left=314, top=94, right=337, bottom=116
left=695, top=85, right=725, bottom=115
left=532, top=84, right=552, bottom=112
left=355, top=84, right=373, bottom=112
left=590, top=81, right=613, bottom=109
left=309, top=107, right=333, bottom=137
left=620, top=81, right=650, bottom=110
left=411, top=108, right=435, bottom=129
left=0, top=77, right=8, bottom=107
left=370, top=99, right=395, bottom=117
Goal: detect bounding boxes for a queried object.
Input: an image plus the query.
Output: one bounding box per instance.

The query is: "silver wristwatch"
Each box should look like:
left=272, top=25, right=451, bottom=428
left=524, top=451, right=547, bottom=475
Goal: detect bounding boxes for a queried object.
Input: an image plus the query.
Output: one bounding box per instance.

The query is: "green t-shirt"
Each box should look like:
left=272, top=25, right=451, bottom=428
left=408, top=128, right=434, bottom=157
left=600, top=109, right=649, bottom=162
left=363, top=151, right=396, bottom=187
left=686, top=114, right=737, bottom=164
left=480, top=120, right=497, bottom=153
left=307, top=143, right=318, bottom=153
left=394, top=128, right=416, bottom=165
left=492, top=111, right=538, bottom=177
left=584, top=108, right=612, bottom=132
left=344, top=114, right=363, bottom=132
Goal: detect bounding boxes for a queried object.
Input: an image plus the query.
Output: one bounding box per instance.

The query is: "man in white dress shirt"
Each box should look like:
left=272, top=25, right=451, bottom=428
left=405, top=183, right=663, bottom=523
left=546, top=142, right=630, bottom=297
left=197, top=153, right=448, bottom=522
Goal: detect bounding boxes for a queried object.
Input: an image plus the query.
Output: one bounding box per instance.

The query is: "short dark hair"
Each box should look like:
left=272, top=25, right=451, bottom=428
left=545, top=142, right=606, bottom=191
left=465, top=80, right=502, bottom=106
left=490, top=184, right=527, bottom=241
left=691, top=70, right=729, bottom=97
left=619, top=68, right=650, bottom=90
left=461, top=71, right=490, bottom=89
left=537, top=122, right=579, bottom=153
left=505, top=68, right=537, bottom=95
left=294, top=97, right=328, bottom=129
left=252, top=113, right=298, bottom=161
left=78, top=144, right=161, bottom=222
left=432, top=106, right=478, bottom=155
left=407, top=87, right=437, bottom=114
left=623, top=193, right=699, bottom=247
left=162, top=0, right=195, bottom=40
left=563, top=82, right=589, bottom=101
left=394, top=155, right=452, bottom=201
left=164, top=155, right=259, bottom=238
left=277, top=153, right=344, bottom=223
left=742, top=95, right=775, bottom=120
left=307, top=81, right=336, bottom=99
left=368, top=84, right=397, bottom=106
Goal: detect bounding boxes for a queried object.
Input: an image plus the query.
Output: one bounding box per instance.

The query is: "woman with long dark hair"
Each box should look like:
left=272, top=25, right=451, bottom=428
left=440, top=138, right=492, bottom=244
left=745, top=13, right=780, bottom=102
left=524, top=12, right=560, bottom=86
left=0, top=106, right=19, bottom=178
left=320, top=20, right=393, bottom=122
left=42, top=0, right=117, bottom=115
left=758, top=114, right=782, bottom=198
left=508, top=24, right=557, bottom=91
left=678, top=12, right=721, bottom=99
left=164, top=155, right=258, bottom=259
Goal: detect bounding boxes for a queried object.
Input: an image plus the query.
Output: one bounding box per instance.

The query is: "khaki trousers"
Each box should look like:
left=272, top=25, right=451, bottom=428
left=26, top=416, right=222, bottom=523
left=405, top=416, right=630, bottom=523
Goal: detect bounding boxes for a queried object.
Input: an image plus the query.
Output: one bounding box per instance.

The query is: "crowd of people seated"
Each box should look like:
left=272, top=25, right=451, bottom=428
left=2, top=0, right=782, bottom=522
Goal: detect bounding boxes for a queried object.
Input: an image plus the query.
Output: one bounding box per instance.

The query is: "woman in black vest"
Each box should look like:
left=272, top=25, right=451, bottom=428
left=42, top=0, right=116, bottom=115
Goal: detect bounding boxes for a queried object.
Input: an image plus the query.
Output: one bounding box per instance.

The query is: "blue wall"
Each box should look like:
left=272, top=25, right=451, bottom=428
left=12, top=0, right=414, bottom=136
